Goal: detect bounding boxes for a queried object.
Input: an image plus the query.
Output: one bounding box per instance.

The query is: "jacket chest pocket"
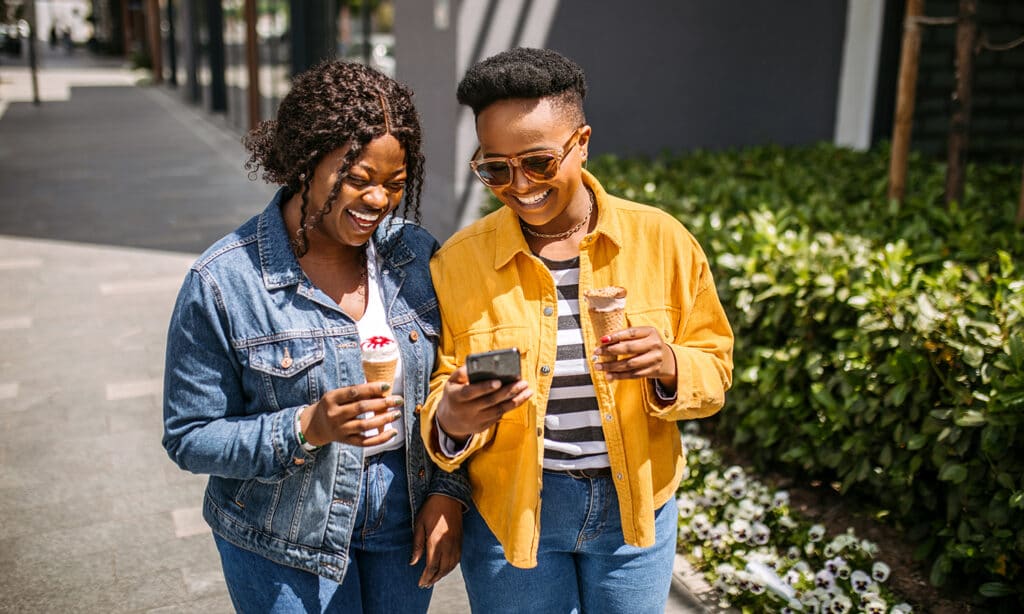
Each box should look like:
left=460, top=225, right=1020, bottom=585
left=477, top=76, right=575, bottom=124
left=454, top=326, right=531, bottom=425
left=244, top=337, right=326, bottom=411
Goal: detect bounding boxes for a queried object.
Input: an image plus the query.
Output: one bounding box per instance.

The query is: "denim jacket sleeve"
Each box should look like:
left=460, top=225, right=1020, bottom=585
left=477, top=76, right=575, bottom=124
left=426, top=462, right=472, bottom=508
left=162, top=268, right=309, bottom=481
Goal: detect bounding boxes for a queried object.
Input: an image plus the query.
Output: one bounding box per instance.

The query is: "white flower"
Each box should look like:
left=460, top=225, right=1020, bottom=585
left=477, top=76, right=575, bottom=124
left=772, top=490, right=791, bottom=509
left=784, top=569, right=803, bottom=586
left=677, top=523, right=692, bottom=540
left=808, top=524, right=826, bottom=542
left=872, top=561, right=891, bottom=582
left=676, top=495, right=696, bottom=516
left=814, top=569, right=835, bottom=589
left=829, top=594, right=853, bottom=614
left=865, top=597, right=888, bottom=614
left=752, top=522, right=771, bottom=545
left=724, top=465, right=744, bottom=481
left=889, top=603, right=913, bottom=614
left=787, top=546, right=802, bottom=560
left=835, top=561, right=851, bottom=580
left=730, top=519, right=752, bottom=543
left=850, top=570, right=872, bottom=593
left=727, top=479, right=747, bottom=499
left=824, top=556, right=844, bottom=575
left=800, top=594, right=821, bottom=614
left=860, top=539, right=879, bottom=556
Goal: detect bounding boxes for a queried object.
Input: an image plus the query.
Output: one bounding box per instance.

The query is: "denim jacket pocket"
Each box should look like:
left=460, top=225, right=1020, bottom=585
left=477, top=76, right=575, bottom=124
left=244, top=336, right=326, bottom=412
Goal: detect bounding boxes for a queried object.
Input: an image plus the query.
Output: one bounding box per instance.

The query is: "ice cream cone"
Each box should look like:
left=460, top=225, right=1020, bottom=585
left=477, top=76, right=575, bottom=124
left=362, top=358, right=397, bottom=388
left=584, top=286, right=628, bottom=360
left=361, top=335, right=400, bottom=387
left=588, top=307, right=628, bottom=341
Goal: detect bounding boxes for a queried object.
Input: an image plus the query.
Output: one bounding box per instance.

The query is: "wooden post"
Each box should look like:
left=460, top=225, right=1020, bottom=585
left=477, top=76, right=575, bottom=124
left=146, top=0, right=163, bottom=84
left=944, top=0, right=976, bottom=206
left=888, top=0, right=926, bottom=202
left=244, top=0, right=261, bottom=131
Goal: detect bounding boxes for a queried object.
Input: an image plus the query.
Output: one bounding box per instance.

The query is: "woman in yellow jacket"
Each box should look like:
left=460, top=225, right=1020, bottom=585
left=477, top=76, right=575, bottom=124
left=422, top=47, right=734, bottom=614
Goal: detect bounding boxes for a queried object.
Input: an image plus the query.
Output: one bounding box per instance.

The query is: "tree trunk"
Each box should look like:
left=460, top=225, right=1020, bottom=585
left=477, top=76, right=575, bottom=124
left=888, top=0, right=925, bottom=202
left=146, top=0, right=162, bottom=84
left=945, top=0, right=977, bottom=206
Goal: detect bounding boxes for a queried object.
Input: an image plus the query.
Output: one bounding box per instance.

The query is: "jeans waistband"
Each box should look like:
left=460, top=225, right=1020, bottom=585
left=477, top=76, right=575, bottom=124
left=544, top=466, right=612, bottom=479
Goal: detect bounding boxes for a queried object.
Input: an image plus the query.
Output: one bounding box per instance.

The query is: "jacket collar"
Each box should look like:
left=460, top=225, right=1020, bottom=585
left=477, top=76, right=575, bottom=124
left=257, top=187, right=415, bottom=290
left=493, top=169, right=624, bottom=270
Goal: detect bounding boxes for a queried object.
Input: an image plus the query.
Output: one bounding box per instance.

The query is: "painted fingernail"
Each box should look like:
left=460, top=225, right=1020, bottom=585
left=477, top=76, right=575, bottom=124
left=600, top=335, right=611, bottom=344
left=381, top=383, right=391, bottom=392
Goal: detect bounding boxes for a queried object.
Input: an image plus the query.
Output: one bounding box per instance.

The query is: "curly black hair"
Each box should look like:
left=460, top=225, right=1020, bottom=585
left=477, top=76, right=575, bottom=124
left=456, top=47, right=587, bottom=125
left=243, top=60, right=425, bottom=257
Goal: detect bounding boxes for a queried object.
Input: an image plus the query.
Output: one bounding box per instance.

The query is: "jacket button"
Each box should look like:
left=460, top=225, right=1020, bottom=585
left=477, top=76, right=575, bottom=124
left=418, top=467, right=425, bottom=478
left=543, top=306, right=554, bottom=316
left=415, top=404, right=423, bottom=414
left=540, top=365, right=551, bottom=375
left=409, top=330, right=419, bottom=342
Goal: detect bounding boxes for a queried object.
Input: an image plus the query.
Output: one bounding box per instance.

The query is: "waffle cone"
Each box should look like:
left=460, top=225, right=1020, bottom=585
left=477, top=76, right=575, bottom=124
left=589, top=308, right=627, bottom=345
left=363, top=359, right=397, bottom=387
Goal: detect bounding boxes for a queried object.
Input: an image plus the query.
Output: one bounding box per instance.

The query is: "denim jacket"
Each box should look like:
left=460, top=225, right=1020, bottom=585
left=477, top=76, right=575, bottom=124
left=162, top=189, right=470, bottom=583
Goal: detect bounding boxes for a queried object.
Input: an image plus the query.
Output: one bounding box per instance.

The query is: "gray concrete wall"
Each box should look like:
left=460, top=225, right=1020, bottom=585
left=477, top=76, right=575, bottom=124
left=394, top=0, right=460, bottom=240
left=393, top=0, right=849, bottom=240
left=544, top=0, right=847, bottom=157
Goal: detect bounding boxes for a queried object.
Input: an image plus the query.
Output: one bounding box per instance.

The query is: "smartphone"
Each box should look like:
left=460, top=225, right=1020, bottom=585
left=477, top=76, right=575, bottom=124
left=466, top=348, right=522, bottom=385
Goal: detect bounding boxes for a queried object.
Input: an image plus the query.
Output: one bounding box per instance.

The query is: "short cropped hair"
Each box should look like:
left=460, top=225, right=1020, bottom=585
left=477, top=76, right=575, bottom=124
left=456, top=47, right=587, bottom=125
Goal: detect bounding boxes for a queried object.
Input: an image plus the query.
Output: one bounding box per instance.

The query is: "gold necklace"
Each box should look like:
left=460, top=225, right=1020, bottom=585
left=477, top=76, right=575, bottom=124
left=520, top=190, right=595, bottom=240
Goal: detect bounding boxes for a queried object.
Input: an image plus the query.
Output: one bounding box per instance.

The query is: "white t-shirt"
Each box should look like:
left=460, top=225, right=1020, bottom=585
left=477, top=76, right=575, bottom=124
left=356, top=240, right=405, bottom=456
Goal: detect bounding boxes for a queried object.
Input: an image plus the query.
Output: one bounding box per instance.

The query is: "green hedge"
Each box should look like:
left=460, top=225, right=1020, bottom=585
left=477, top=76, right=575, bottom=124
left=586, top=144, right=1024, bottom=607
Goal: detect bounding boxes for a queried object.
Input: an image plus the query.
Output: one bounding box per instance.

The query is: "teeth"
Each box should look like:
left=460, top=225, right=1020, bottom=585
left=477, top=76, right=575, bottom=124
left=516, top=190, right=550, bottom=206
left=350, top=210, right=381, bottom=222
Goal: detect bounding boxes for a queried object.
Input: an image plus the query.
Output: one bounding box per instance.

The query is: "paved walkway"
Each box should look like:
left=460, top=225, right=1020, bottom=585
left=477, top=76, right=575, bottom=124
left=0, top=46, right=705, bottom=613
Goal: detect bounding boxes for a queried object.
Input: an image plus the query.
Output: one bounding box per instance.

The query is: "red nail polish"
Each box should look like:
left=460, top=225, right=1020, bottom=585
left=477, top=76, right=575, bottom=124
left=600, top=335, right=611, bottom=344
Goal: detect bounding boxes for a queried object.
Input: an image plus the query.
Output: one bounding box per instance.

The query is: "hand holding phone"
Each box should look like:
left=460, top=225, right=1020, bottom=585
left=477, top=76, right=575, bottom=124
left=466, top=348, right=522, bottom=385
left=438, top=348, right=532, bottom=440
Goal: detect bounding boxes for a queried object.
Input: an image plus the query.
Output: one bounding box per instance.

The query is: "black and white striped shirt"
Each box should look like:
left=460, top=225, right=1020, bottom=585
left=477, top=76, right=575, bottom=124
left=540, top=255, right=610, bottom=471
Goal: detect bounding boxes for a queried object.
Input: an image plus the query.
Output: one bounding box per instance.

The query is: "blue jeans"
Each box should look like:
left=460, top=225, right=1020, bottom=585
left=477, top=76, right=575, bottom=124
left=214, top=448, right=432, bottom=613
left=460, top=471, right=677, bottom=614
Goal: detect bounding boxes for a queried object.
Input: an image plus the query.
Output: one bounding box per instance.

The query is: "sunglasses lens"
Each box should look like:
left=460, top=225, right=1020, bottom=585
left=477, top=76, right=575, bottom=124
left=520, top=154, right=559, bottom=181
left=476, top=161, right=512, bottom=186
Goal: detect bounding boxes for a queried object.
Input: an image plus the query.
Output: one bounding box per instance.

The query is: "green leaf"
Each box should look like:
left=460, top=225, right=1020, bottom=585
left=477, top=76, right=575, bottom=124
left=954, top=410, right=987, bottom=427
left=907, top=434, right=929, bottom=450
left=938, top=463, right=968, bottom=484
left=978, top=582, right=1015, bottom=598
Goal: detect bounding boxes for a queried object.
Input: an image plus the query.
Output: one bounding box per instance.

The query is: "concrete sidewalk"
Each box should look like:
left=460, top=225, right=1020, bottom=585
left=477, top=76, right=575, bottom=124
left=0, top=48, right=707, bottom=613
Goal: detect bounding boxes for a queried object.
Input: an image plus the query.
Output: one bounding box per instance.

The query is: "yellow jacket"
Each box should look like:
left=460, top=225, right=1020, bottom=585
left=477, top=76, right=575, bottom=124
left=422, top=171, right=733, bottom=568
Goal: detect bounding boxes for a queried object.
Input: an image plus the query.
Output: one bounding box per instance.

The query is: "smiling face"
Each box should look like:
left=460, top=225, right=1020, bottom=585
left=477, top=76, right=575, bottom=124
left=297, top=134, right=407, bottom=252
left=474, top=97, right=591, bottom=232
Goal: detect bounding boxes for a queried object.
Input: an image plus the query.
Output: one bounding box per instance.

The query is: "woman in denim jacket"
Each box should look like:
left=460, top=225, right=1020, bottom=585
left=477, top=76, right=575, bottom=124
left=162, top=60, right=469, bottom=613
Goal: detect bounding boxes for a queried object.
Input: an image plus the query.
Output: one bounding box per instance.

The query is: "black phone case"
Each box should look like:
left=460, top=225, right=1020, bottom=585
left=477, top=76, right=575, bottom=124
left=467, top=348, right=521, bottom=384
